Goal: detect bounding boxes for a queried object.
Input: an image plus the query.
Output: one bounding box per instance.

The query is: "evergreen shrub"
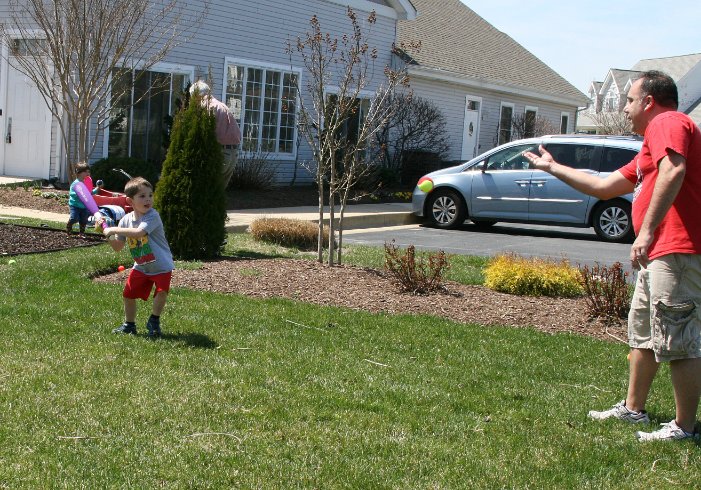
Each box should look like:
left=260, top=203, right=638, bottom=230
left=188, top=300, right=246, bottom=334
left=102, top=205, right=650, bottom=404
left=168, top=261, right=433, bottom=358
left=90, top=157, right=159, bottom=192
left=250, top=218, right=328, bottom=251
left=154, top=92, right=227, bottom=260
left=484, top=254, right=583, bottom=298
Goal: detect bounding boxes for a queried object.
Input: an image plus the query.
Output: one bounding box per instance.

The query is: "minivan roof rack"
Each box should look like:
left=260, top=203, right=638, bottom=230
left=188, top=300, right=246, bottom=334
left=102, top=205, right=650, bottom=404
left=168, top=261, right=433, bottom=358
left=542, top=134, right=643, bottom=141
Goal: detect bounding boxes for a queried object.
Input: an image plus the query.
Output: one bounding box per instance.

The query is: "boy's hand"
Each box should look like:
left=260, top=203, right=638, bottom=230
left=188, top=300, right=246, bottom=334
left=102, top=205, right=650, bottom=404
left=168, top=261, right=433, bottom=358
left=103, top=227, right=119, bottom=241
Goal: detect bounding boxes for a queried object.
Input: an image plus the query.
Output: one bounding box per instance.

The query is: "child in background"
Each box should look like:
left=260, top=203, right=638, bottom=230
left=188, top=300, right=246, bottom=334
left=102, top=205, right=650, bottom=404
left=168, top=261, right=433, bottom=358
left=66, top=162, right=102, bottom=234
left=100, top=177, right=175, bottom=338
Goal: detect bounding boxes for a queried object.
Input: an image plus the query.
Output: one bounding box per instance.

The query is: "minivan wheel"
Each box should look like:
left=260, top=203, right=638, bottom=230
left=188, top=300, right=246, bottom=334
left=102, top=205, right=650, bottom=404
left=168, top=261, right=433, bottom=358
left=427, top=189, right=467, bottom=229
left=593, top=200, right=634, bottom=243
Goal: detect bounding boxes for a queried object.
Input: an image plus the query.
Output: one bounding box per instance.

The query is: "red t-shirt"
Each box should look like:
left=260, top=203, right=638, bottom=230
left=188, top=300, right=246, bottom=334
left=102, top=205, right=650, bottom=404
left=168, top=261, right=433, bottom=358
left=619, top=111, right=701, bottom=259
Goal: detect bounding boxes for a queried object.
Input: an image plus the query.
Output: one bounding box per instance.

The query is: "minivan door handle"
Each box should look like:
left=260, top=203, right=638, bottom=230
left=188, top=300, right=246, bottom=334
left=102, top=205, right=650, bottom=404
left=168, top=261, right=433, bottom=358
left=530, top=180, right=546, bottom=187
left=514, top=180, right=530, bottom=187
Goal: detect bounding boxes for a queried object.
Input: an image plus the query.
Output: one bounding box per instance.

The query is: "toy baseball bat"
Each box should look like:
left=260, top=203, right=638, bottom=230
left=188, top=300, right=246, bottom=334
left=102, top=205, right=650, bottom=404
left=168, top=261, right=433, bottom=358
left=74, top=181, right=108, bottom=230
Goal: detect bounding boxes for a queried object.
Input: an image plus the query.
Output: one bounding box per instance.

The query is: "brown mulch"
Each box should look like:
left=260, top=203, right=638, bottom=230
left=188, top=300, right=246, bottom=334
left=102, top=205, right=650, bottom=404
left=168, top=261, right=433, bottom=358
left=0, top=222, right=104, bottom=255
left=1, top=184, right=626, bottom=342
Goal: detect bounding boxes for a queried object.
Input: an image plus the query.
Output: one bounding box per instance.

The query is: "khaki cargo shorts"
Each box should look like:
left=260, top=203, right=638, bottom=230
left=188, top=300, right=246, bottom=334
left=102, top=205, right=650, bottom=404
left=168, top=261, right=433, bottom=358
left=628, top=253, right=701, bottom=362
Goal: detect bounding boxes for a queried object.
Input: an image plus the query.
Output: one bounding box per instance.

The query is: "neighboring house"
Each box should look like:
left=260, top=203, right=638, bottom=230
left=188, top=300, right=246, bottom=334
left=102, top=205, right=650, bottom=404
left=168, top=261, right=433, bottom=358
left=0, top=0, right=588, bottom=184
left=577, top=53, right=701, bottom=134
left=0, top=0, right=416, bottom=182
left=395, top=0, right=588, bottom=162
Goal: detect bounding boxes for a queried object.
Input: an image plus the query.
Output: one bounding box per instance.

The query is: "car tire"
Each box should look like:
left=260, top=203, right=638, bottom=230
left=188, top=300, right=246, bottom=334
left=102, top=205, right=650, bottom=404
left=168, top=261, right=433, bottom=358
left=427, top=189, right=467, bottom=229
left=592, top=200, right=634, bottom=243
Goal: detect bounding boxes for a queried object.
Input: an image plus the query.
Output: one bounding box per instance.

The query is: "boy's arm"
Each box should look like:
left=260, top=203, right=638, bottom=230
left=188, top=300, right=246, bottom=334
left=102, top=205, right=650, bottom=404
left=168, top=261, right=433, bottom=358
left=103, top=225, right=146, bottom=252
left=104, top=226, right=147, bottom=239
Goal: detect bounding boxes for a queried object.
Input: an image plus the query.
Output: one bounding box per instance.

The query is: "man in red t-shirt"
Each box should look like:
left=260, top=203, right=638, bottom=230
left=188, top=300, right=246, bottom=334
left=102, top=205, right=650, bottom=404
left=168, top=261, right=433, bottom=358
left=524, top=71, right=701, bottom=442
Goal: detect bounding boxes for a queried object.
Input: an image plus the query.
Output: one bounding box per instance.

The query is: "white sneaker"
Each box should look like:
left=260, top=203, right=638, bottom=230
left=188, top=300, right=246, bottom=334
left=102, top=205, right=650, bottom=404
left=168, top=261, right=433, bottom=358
left=588, top=400, right=650, bottom=424
left=635, top=420, right=699, bottom=442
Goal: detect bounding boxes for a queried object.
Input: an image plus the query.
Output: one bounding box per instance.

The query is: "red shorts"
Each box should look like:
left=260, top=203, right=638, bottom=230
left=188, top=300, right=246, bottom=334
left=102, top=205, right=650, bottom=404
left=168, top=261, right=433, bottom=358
left=123, top=269, right=172, bottom=301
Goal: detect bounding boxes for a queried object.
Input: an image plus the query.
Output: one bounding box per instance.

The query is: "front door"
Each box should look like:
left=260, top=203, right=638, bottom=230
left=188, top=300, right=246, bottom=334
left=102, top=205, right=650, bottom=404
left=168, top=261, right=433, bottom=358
left=2, top=58, right=52, bottom=178
left=461, top=98, right=480, bottom=160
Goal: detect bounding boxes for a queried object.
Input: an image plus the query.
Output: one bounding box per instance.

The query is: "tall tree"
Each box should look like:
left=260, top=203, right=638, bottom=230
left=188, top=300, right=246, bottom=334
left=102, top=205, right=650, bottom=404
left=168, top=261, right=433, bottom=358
left=289, top=8, right=415, bottom=265
left=0, top=0, right=206, bottom=179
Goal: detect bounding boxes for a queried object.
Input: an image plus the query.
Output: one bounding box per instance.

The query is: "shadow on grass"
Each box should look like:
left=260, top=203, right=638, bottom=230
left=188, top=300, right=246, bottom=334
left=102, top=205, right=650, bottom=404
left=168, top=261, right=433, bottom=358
left=157, top=332, right=218, bottom=349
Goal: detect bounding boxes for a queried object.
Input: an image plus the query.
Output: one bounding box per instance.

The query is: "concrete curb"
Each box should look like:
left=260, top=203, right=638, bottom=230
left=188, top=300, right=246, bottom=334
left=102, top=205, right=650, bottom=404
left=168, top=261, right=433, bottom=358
left=1, top=203, right=419, bottom=232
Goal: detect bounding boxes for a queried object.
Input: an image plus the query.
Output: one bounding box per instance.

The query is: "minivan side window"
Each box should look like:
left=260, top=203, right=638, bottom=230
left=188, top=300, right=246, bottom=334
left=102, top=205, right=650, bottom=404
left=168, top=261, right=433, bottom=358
left=543, top=144, right=600, bottom=170
left=600, top=147, right=639, bottom=173
left=480, top=143, right=538, bottom=171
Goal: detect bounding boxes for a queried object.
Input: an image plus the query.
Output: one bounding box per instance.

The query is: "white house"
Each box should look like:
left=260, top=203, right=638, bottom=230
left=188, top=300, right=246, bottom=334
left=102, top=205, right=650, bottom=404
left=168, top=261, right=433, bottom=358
left=0, top=0, right=588, bottom=184
left=396, top=0, right=588, bottom=162
left=577, top=53, right=701, bottom=134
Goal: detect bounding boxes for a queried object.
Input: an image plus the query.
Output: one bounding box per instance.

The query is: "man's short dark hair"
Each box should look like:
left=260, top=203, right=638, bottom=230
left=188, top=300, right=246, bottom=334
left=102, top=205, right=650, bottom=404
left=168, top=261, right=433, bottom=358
left=638, top=70, right=678, bottom=109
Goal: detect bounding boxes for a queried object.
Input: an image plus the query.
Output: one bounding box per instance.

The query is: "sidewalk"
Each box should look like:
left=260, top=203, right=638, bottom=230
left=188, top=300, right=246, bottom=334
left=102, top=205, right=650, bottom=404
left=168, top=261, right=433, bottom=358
left=0, top=175, right=419, bottom=231
left=0, top=202, right=417, bottom=231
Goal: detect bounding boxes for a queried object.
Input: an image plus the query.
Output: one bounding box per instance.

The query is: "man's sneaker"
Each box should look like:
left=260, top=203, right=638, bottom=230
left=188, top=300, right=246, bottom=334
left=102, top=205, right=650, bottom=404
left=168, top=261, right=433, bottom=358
left=113, top=323, right=137, bottom=335
left=146, top=320, right=161, bottom=338
left=588, top=400, right=650, bottom=424
left=635, top=420, right=700, bottom=442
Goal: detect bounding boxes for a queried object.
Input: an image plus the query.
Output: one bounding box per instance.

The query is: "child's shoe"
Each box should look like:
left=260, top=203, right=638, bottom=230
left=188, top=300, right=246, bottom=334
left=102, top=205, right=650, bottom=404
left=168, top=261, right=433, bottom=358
left=113, top=322, right=137, bottom=335
left=146, top=316, right=161, bottom=338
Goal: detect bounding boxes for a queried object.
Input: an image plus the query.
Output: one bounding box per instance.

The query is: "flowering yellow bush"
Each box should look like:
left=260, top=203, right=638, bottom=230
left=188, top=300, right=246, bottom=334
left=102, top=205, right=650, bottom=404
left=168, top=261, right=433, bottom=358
left=484, top=254, right=583, bottom=298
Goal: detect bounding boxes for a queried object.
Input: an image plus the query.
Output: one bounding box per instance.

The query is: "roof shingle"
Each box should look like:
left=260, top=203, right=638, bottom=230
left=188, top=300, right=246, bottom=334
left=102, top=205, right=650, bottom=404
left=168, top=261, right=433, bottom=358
left=397, top=0, right=587, bottom=104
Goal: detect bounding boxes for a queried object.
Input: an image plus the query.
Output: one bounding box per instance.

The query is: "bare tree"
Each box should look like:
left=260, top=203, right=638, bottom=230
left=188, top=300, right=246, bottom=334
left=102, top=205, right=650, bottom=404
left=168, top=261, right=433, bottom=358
left=590, top=110, right=632, bottom=135
left=511, top=113, right=559, bottom=140
left=375, top=94, right=450, bottom=172
left=0, top=0, right=206, bottom=179
left=288, top=8, right=414, bottom=266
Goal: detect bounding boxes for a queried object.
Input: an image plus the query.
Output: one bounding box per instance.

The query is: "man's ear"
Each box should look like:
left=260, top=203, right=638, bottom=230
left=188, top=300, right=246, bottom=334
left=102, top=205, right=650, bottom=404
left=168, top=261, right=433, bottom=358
left=644, top=95, right=655, bottom=112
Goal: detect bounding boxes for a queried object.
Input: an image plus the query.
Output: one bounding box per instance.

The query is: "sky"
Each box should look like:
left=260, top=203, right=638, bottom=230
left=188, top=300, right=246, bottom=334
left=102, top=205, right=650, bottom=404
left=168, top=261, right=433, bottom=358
left=462, top=1, right=701, bottom=95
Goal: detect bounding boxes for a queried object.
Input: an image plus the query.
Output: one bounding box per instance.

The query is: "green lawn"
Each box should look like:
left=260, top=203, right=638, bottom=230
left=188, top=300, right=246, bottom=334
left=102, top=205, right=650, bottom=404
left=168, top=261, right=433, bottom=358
left=0, top=229, right=699, bottom=488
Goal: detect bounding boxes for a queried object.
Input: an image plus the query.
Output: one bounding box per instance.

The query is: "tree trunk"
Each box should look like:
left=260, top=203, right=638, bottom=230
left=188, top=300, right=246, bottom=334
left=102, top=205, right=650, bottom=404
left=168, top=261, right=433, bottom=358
left=317, top=179, right=324, bottom=263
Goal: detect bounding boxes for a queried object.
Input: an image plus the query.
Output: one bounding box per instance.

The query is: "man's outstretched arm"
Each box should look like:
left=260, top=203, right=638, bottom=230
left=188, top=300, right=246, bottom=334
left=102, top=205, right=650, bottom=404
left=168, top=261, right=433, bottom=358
left=523, top=144, right=634, bottom=200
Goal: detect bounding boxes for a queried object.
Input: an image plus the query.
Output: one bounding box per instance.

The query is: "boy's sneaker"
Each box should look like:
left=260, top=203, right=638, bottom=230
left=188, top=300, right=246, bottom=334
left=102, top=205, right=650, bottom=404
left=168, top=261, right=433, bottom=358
left=113, top=323, right=137, bottom=335
left=146, top=319, right=161, bottom=338
left=588, top=400, right=650, bottom=424
left=635, top=420, right=700, bottom=442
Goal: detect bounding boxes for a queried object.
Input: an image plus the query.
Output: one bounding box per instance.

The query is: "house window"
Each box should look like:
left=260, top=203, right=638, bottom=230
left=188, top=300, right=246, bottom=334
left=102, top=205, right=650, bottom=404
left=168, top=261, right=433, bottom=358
left=498, top=103, right=514, bottom=145
left=524, top=106, right=537, bottom=138
left=605, top=90, right=618, bottom=112
left=108, top=68, right=190, bottom=164
left=11, top=38, right=47, bottom=56
left=560, top=113, right=570, bottom=133
left=225, top=60, right=299, bottom=155
left=325, top=92, right=371, bottom=161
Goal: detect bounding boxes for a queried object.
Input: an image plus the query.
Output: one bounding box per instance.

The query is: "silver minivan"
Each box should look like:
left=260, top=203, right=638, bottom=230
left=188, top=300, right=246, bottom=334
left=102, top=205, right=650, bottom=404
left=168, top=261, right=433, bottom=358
left=412, top=135, right=642, bottom=242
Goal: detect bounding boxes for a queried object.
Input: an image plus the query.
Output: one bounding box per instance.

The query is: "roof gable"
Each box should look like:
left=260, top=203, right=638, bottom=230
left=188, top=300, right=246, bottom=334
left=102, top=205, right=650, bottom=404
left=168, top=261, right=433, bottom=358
left=396, top=0, right=587, bottom=104
left=632, top=53, right=701, bottom=81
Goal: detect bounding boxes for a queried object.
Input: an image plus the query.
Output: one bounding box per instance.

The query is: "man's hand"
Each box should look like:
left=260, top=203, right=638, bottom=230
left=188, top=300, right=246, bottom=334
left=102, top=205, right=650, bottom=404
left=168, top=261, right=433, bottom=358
left=523, top=145, right=555, bottom=171
left=630, top=231, right=653, bottom=270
